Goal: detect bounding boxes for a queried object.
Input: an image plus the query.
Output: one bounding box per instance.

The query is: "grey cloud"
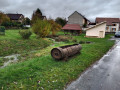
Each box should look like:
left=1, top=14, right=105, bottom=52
left=0, top=0, right=120, bottom=22
left=0, top=0, right=10, bottom=11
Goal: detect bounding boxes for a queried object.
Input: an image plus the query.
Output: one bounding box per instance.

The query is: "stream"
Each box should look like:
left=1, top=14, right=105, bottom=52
left=0, top=54, right=20, bottom=68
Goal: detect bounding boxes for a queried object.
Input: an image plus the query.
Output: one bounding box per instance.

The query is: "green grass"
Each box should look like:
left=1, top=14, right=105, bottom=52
left=0, top=30, right=115, bottom=90
left=0, top=30, right=52, bottom=56
left=0, top=29, right=52, bottom=68
left=0, top=58, right=10, bottom=66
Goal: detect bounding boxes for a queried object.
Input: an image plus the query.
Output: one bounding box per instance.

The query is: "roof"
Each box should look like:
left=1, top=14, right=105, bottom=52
left=7, top=14, right=24, bottom=20
left=62, top=24, right=82, bottom=30
left=68, top=11, right=90, bottom=22
left=41, top=16, right=47, bottom=20
left=89, top=22, right=96, bottom=25
left=96, top=17, right=120, bottom=26
left=85, top=21, right=106, bottom=31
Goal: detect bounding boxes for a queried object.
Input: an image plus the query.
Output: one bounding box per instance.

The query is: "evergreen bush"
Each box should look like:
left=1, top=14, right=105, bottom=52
left=19, top=30, right=32, bottom=39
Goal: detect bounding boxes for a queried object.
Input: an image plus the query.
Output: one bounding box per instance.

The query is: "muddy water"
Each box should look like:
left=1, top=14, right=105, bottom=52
left=0, top=54, right=20, bottom=68
left=66, top=38, right=120, bottom=90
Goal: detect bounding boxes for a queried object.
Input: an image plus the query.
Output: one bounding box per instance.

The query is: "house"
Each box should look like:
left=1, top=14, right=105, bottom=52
left=62, top=24, right=82, bottom=35
left=86, top=22, right=106, bottom=38
left=88, top=22, right=96, bottom=27
left=41, top=16, right=47, bottom=20
left=62, top=11, right=90, bottom=35
left=6, top=13, right=24, bottom=23
left=67, top=11, right=90, bottom=27
left=96, top=18, right=120, bottom=32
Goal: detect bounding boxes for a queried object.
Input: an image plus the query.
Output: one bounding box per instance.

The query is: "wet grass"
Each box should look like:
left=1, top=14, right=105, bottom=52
left=0, top=32, right=115, bottom=90
left=0, top=58, right=10, bottom=66
left=0, top=30, right=52, bottom=56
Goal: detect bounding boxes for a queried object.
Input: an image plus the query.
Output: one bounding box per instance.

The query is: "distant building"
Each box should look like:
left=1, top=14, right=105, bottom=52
left=88, top=22, right=96, bottom=27
left=7, top=13, right=24, bottom=23
left=62, top=11, right=90, bottom=35
left=96, top=17, right=120, bottom=32
left=62, top=24, right=82, bottom=35
left=67, top=11, right=90, bottom=27
left=41, top=16, right=47, bottom=20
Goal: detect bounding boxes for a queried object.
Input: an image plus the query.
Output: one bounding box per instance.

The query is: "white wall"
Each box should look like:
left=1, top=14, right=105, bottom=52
left=86, top=23, right=106, bottom=38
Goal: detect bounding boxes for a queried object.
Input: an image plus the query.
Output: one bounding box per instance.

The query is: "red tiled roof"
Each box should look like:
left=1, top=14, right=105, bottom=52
left=62, top=24, right=82, bottom=30
left=96, top=18, right=120, bottom=26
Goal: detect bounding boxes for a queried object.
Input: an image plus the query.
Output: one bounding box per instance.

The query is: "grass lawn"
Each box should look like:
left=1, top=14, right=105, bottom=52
left=0, top=30, right=115, bottom=90
left=0, top=30, right=51, bottom=56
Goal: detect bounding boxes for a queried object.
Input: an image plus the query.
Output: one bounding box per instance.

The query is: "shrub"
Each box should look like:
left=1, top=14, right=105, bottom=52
left=2, top=21, right=24, bottom=29
left=55, top=17, right=67, bottom=26
left=1, top=22, right=11, bottom=27
left=54, top=35, right=77, bottom=43
left=19, top=30, right=32, bottom=39
left=0, top=12, right=10, bottom=25
left=17, top=24, right=23, bottom=28
left=79, top=41, right=85, bottom=44
left=32, top=19, right=51, bottom=38
left=48, top=19, right=62, bottom=36
left=83, top=24, right=87, bottom=28
left=0, top=26, right=5, bottom=35
left=22, top=27, right=29, bottom=29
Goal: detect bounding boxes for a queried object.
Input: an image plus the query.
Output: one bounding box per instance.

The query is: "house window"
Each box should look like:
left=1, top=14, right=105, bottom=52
left=112, top=24, right=116, bottom=26
left=112, top=28, right=116, bottom=31
left=106, top=27, right=109, bottom=30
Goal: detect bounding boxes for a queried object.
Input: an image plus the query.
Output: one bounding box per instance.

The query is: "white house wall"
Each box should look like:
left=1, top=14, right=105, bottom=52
left=106, top=23, right=119, bottom=32
left=111, top=23, right=119, bottom=32
left=86, top=23, right=106, bottom=38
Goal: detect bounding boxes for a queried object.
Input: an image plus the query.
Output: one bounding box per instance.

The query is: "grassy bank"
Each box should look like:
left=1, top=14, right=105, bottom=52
left=0, top=30, right=51, bottom=56
left=0, top=31, right=115, bottom=89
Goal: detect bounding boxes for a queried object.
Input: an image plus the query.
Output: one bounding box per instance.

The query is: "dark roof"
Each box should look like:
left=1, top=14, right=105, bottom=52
left=89, top=22, right=96, bottom=25
left=7, top=14, right=24, bottom=20
left=68, top=11, right=90, bottom=22
left=96, top=17, right=120, bottom=26
left=41, top=16, right=46, bottom=20
left=62, top=24, right=82, bottom=30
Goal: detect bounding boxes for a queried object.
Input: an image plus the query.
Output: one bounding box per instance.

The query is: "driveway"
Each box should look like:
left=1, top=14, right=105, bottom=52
left=66, top=37, right=120, bottom=90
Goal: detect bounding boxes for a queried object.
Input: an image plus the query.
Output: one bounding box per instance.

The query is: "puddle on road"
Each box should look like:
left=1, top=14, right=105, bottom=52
left=0, top=54, right=20, bottom=68
left=116, top=46, right=120, bottom=48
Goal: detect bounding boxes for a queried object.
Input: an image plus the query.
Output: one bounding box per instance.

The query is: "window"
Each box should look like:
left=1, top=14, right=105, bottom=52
left=106, top=27, right=109, bottom=30
left=112, top=24, right=116, bottom=26
left=112, top=28, right=116, bottom=31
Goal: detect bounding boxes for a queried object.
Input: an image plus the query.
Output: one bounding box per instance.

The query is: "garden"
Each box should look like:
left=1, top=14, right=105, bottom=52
left=0, top=28, right=115, bottom=89
left=0, top=9, right=115, bottom=90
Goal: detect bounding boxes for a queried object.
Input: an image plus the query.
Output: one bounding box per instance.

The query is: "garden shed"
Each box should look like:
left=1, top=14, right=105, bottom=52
left=85, top=22, right=106, bottom=38
left=62, top=24, right=82, bottom=35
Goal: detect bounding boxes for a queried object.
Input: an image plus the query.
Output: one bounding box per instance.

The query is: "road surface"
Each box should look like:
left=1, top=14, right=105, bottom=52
left=66, top=37, right=120, bottom=90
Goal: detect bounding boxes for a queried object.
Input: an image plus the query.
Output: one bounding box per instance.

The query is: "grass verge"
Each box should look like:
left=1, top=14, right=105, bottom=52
left=0, top=32, right=115, bottom=89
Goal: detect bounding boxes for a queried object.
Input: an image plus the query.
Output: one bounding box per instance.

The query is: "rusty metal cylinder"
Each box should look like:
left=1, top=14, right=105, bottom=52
left=51, top=44, right=82, bottom=60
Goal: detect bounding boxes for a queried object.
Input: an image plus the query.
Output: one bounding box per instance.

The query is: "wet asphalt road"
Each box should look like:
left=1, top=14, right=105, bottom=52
left=66, top=37, right=120, bottom=90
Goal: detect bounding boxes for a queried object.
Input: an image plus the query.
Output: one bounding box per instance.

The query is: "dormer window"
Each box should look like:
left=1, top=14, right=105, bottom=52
left=112, top=24, right=116, bottom=26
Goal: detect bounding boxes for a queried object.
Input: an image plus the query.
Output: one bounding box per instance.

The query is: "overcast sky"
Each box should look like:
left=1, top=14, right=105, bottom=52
left=0, top=0, right=120, bottom=22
